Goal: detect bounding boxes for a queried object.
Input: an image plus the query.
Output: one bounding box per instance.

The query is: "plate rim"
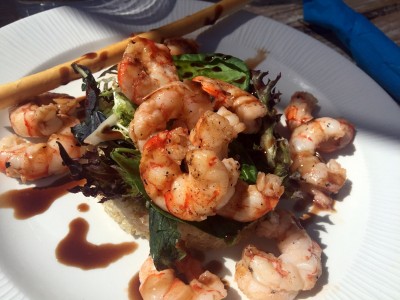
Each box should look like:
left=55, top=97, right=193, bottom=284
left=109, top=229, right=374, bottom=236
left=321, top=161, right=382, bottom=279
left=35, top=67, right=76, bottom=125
left=1, top=1, right=400, bottom=299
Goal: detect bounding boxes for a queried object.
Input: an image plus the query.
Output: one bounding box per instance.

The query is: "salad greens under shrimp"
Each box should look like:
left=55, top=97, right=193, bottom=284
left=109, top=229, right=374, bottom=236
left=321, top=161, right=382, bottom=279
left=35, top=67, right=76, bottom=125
left=59, top=53, right=290, bottom=271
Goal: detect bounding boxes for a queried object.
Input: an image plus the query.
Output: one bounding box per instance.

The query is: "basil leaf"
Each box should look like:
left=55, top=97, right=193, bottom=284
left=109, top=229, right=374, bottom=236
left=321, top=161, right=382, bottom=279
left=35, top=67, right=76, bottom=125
left=187, top=215, right=251, bottom=245
left=240, top=164, right=258, bottom=184
left=149, top=205, right=186, bottom=270
left=150, top=200, right=249, bottom=245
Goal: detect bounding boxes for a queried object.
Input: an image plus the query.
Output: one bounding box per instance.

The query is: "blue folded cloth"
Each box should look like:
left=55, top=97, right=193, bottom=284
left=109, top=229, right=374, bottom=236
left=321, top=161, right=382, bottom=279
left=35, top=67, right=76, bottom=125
left=303, top=0, right=400, bottom=103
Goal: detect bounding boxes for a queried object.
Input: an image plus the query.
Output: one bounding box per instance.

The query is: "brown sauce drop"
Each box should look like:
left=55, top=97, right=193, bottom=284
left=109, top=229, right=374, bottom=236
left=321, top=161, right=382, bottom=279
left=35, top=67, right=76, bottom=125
left=77, top=203, right=90, bottom=212
left=59, top=66, right=71, bottom=85
left=74, top=52, right=98, bottom=64
left=0, top=179, right=83, bottom=219
left=233, top=76, right=246, bottom=84
left=299, top=200, right=335, bottom=228
left=222, top=278, right=230, bottom=289
left=204, top=5, right=223, bottom=25
left=56, top=217, right=137, bottom=270
left=83, top=52, right=98, bottom=59
left=245, top=48, right=268, bottom=69
left=128, top=272, right=143, bottom=300
left=310, top=203, right=330, bottom=215
left=99, top=51, right=108, bottom=61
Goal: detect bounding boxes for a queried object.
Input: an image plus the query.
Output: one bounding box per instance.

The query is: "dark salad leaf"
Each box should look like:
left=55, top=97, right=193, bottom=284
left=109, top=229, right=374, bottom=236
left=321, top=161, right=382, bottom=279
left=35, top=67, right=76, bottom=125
left=58, top=140, right=143, bottom=202
left=226, top=71, right=289, bottom=181
left=149, top=201, right=251, bottom=270
left=71, top=63, right=107, bottom=144
left=260, top=120, right=291, bottom=178
left=188, top=215, right=251, bottom=244
left=252, top=70, right=282, bottom=110
left=149, top=206, right=186, bottom=270
left=251, top=70, right=291, bottom=177
left=173, top=53, right=250, bottom=90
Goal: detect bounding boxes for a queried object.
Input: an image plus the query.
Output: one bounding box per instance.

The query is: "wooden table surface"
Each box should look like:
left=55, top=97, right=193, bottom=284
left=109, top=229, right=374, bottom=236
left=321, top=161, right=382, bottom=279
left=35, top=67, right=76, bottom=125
left=245, top=0, right=400, bottom=60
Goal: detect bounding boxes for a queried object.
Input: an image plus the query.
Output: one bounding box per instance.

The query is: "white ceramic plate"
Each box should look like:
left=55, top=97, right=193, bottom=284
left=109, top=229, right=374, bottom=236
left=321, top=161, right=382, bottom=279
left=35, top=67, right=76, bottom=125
left=1, top=1, right=400, bottom=299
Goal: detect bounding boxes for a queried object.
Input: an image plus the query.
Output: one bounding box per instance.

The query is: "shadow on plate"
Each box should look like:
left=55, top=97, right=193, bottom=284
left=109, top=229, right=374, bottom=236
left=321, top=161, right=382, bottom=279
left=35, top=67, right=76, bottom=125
left=70, top=0, right=177, bottom=26
left=196, top=10, right=257, bottom=53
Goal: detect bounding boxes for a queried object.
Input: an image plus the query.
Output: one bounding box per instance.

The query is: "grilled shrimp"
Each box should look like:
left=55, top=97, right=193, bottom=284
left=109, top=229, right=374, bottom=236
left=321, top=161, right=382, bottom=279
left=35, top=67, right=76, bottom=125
left=129, top=81, right=212, bottom=151
left=118, top=36, right=179, bottom=105
left=189, top=107, right=245, bottom=159
left=289, top=117, right=355, bottom=208
left=189, top=109, right=283, bottom=222
left=192, top=76, right=268, bottom=133
left=284, top=91, right=317, bottom=131
left=0, top=117, right=84, bottom=182
left=140, top=125, right=239, bottom=221
left=217, top=173, right=284, bottom=222
left=139, top=256, right=227, bottom=300
left=235, top=210, right=322, bottom=300
left=9, top=93, right=82, bottom=138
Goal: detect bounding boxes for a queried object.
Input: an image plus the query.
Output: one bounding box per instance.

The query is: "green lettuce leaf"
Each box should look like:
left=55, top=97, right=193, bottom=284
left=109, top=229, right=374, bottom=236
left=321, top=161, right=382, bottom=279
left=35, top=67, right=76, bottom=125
left=111, top=89, right=136, bottom=129
left=110, top=147, right=147, bottom=199
left=173, top=53, right=250, bottom=90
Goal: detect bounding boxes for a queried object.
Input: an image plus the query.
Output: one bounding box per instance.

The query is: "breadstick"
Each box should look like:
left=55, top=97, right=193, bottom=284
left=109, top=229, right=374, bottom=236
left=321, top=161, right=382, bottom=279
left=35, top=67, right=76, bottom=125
left=0, top=0, right=250, bottom=110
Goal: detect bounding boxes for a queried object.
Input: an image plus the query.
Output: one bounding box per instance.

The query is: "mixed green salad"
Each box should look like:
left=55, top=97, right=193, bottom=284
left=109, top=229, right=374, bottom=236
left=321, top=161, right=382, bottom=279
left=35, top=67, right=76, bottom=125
left=59, top=53, right=291, bottom=270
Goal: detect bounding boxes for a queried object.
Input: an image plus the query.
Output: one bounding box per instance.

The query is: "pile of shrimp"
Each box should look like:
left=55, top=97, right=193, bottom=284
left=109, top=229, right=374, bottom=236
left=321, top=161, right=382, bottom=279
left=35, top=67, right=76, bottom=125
left=0, top=36, right=355, bottom=299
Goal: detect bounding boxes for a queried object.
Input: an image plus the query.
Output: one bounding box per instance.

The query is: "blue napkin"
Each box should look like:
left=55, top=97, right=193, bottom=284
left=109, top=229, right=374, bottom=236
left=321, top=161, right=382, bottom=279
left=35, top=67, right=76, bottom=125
left=303, top=0, right=400, bottom=103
